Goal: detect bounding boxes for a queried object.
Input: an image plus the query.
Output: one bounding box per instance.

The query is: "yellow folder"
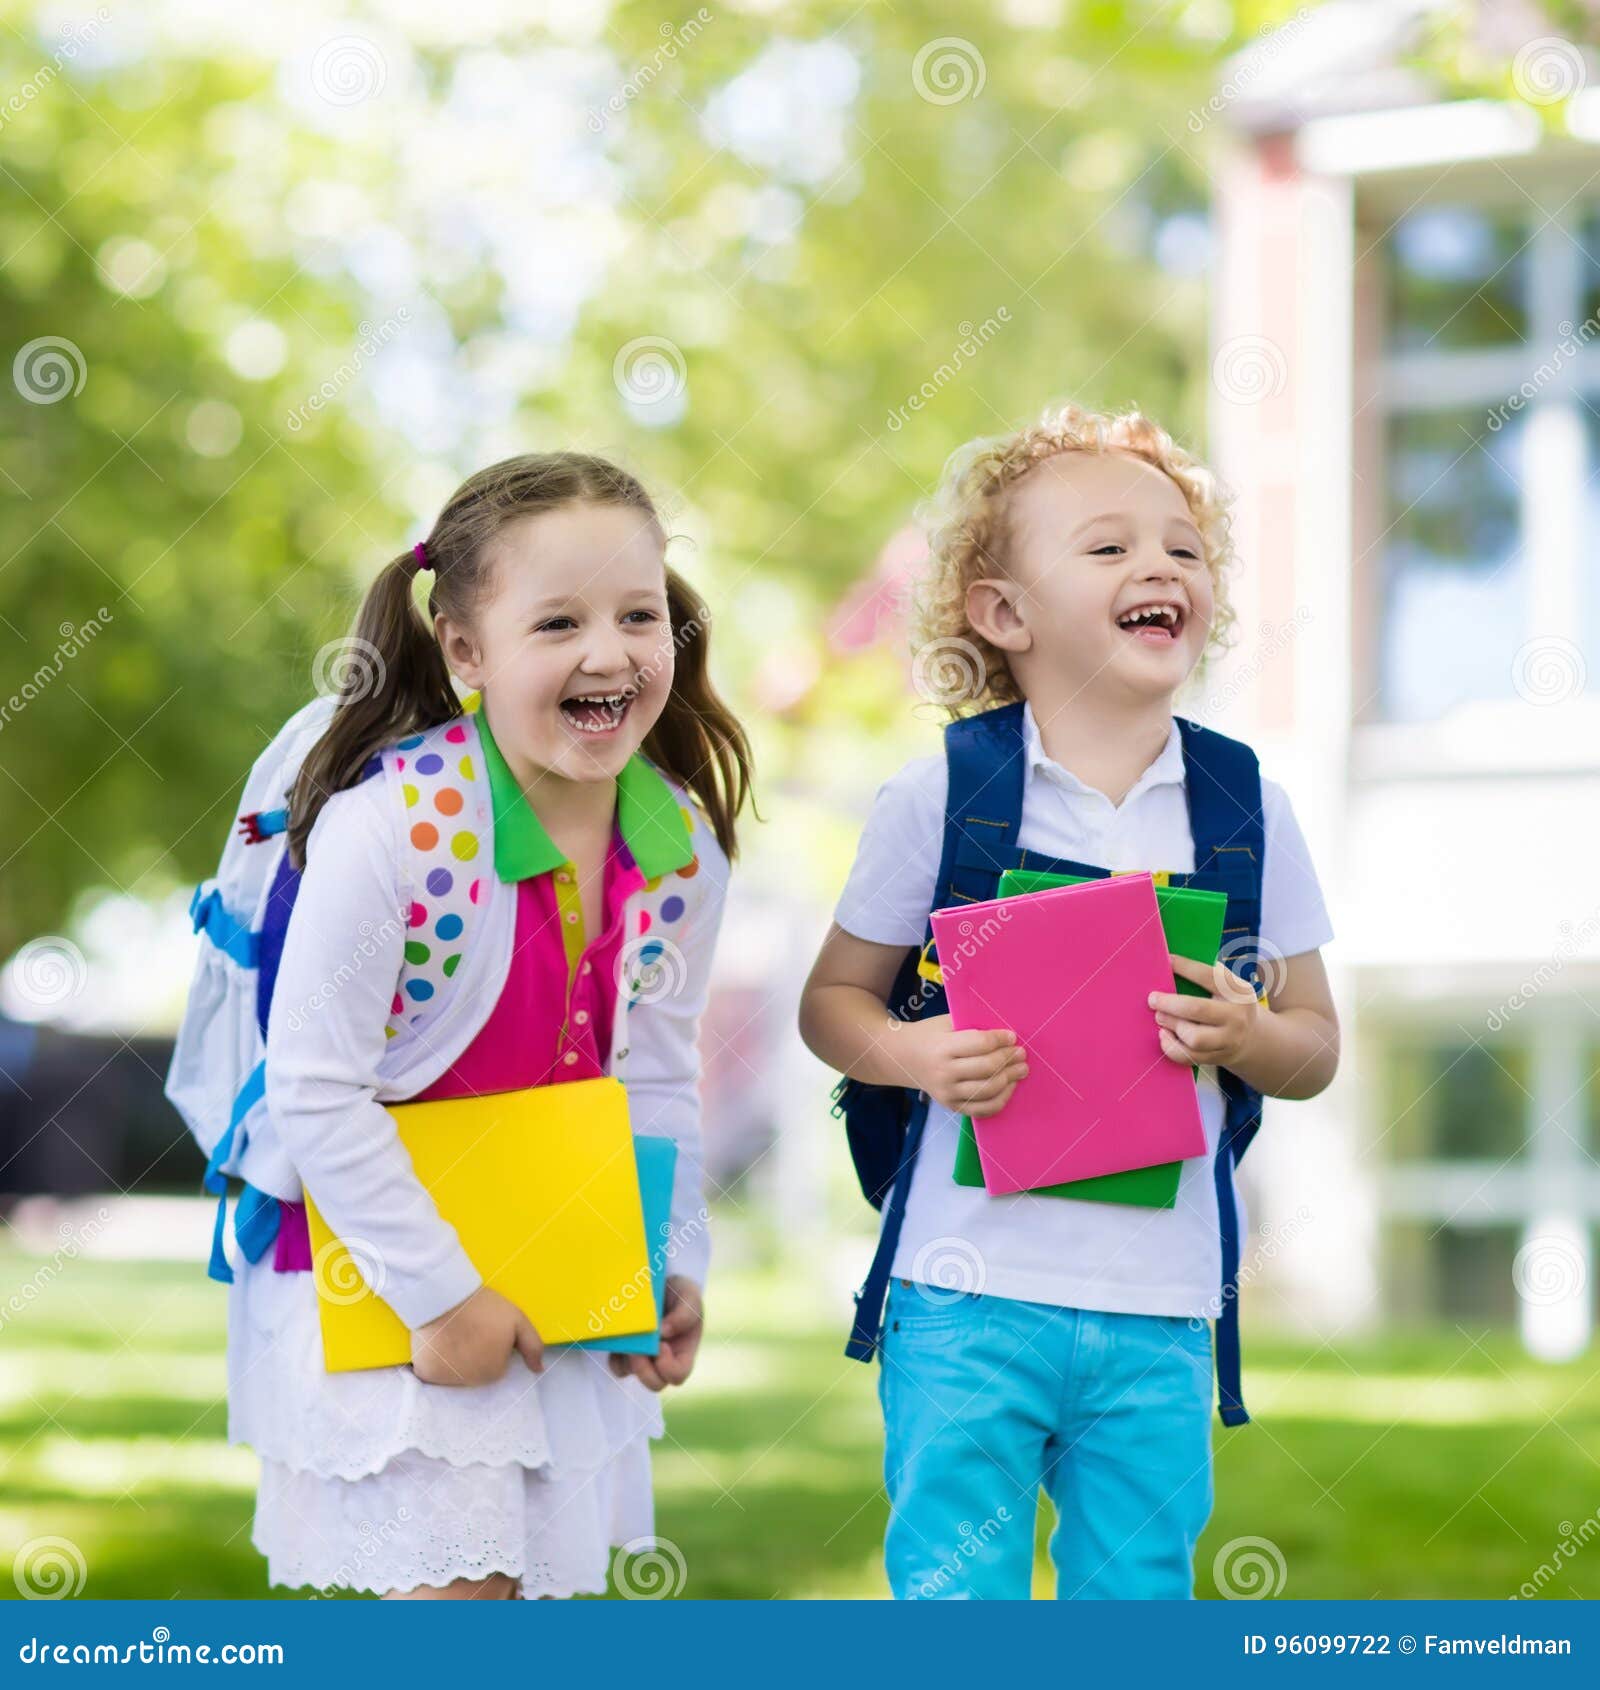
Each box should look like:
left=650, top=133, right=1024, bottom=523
left=302, top=1077, right=655, bottom=1372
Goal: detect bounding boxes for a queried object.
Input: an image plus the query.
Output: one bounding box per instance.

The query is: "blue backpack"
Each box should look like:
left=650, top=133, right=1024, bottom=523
left=833, top=701, right=1267, bottom=1427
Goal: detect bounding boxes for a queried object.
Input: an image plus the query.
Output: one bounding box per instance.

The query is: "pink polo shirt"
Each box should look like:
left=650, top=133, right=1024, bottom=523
left=271, top=821, right=645, bottom=1273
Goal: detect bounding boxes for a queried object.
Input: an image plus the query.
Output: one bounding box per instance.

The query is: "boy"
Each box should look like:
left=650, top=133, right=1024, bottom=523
left=799, top=403, right=1339, bottom=1600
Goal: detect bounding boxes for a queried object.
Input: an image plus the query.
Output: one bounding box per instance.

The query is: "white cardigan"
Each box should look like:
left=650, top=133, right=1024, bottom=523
left=256, top=753, right=727, bottom=1331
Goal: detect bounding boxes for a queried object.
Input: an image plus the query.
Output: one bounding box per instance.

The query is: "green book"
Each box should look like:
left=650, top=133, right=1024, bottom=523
left=952, top=870, right=1228, bottom=1209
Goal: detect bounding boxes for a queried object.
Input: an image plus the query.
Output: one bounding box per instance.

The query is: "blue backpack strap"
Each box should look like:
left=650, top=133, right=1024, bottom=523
left=203, top=1061, right=286, bottom=1283
left=941, top=702, right=1028, bottom=908
left=234, top=1183, right=283, bottom=1266
left=204, top=1060, right=267, bottom=1284
left=189, top=885, right=260, bottom=970
left=845, top=703, right=1028, bottom=1362
left=254, top=851, right=303, bottom=1041
left=1175, top=717, right=1265, bottom=1427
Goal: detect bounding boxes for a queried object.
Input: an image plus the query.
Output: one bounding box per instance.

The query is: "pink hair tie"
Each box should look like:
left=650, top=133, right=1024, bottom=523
left=411, top=540, right=432, bottom=574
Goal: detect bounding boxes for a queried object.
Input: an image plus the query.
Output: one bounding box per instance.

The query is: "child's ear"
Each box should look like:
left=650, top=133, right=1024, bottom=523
left=435, top=613, right=486, bottom=690
left=966, top=578, right=1032, bottom=655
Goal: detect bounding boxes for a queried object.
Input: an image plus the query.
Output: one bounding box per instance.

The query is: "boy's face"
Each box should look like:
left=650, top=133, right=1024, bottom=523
left=439, top=502, right=675, bottom=785
left=975, top=449, right=1212, bottom=704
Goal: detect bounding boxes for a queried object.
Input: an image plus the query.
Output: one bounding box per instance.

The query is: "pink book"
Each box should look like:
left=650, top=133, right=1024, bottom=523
left=928, top=872, right=1205, bottom=1194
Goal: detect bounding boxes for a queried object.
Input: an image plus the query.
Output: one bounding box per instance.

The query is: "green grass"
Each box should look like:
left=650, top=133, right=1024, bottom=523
left=3, top=1243, right=1599, bottom=1600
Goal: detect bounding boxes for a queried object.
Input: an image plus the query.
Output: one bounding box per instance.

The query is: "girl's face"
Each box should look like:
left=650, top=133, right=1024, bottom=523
left=975, top=450, right=1212, bottom=703
left=440, top=502, right=675, bottom=784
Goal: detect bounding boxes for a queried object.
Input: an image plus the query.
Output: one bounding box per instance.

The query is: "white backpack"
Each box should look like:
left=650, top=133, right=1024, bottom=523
left=165, top=697, right=346, bottom=1281
left=165, top=697, right=337, bottom=1163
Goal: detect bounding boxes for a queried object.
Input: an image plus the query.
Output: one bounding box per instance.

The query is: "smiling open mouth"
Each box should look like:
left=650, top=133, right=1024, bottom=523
left=1115, top=603, right=1185, bottom=644
left=559, top=690, right=633, bottom=735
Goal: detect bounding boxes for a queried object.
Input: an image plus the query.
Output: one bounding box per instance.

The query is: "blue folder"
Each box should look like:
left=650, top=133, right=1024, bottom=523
left=572, top=1134, right=676, bottom=1355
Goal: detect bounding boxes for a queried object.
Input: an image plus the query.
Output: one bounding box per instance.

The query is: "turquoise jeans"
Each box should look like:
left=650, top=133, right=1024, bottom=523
left=877, top=1279, right=1215, bottom=1599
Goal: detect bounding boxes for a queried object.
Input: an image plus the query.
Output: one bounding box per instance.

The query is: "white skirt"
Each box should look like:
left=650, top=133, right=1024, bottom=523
left=227, top=1253, right=663, bottom=1598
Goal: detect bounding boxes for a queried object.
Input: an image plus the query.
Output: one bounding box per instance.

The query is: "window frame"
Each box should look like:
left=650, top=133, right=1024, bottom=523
left=1350, top=155, right=1600, bottom=757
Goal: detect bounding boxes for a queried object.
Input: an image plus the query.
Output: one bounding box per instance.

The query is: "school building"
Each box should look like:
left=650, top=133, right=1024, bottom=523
left=1203, top=2, right=1600, bottom=1355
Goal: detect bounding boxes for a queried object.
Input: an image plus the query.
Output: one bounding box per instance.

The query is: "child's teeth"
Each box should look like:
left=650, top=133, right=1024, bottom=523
left=563, top=692, right=631, bottom=733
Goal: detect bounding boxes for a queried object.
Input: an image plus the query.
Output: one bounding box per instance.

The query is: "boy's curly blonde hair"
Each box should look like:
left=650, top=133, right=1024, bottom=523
left=911, top=401, right=1239, bottom=714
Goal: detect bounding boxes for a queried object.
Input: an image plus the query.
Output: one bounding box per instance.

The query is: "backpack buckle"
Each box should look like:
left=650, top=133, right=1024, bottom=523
left=237, top=807, right=288, bottom=845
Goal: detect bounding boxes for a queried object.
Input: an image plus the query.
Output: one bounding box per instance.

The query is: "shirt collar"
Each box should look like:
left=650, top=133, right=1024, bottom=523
left=474, top=705, right=696, bottom=883
left=1020, top=699, right=1186, bottom=804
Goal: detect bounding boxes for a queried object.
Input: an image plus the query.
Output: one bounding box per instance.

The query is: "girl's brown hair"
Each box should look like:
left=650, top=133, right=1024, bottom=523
left=287, top=452, right=752, bottom=866
left=913, top=401, right=1239, bottom=714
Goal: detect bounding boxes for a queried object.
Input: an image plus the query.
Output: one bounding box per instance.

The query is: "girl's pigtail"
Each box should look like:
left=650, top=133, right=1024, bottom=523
left=286, top=552, right=458, bottom=867
left=641, top=566, right=754, bottom=863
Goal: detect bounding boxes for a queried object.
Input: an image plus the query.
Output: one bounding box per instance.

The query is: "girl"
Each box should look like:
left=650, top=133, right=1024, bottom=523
left=231, top=452, right=750, bottom=1599
left=800, top=403, right=1339, bottom=1598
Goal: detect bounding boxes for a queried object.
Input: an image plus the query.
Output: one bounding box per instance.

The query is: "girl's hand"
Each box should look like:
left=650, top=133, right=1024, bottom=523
left=608, top=1276, right=704, bottom=1391
left=1149, top=954, right=1262, bottom=1072
left=410, top=1285, right=544, bottom=1387
left=901, top=1013, right=1026, bottom=1118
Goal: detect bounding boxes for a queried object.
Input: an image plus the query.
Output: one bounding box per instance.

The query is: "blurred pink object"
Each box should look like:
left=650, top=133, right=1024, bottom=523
left=826, top=523, right=926, bottom=655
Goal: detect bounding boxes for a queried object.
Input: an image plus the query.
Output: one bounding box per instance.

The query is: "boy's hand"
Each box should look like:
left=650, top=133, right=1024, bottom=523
left=900, top=1012, right=1027, bottom=1118
left=608, top=1277, right=704, bottom=1391
left=411, top=1285, right=545, bottom=1387
left=1149, top=953, right=1262, bottom=1071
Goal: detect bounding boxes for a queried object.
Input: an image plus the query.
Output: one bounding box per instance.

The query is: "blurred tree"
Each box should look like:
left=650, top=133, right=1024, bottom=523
left=0, top=0, right=1539, bottom=945
left=0, top=29, right=409, bottom=949
left=555, top=0, right=1319, bottom=754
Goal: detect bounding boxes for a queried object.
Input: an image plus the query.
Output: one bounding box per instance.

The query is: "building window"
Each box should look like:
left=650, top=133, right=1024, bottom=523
left=1376, top=1021, right=1597, bottom=1354
left=1381, top=407, right=1526, bottom=721
left=1370, top=197, right=1600, bottom=724
left=1587, top=1044, right=1600, bottom=1158
left=1385, top=206, right=1528, bottom=352
left=1385, top=1220, right=1521, bottom=1325
left=1383, top=1036, right=1529, bottom=1162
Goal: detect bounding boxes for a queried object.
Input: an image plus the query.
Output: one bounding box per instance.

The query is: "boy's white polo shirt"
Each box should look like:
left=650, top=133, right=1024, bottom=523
left=832, top=702, right=1335, bottom=1318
